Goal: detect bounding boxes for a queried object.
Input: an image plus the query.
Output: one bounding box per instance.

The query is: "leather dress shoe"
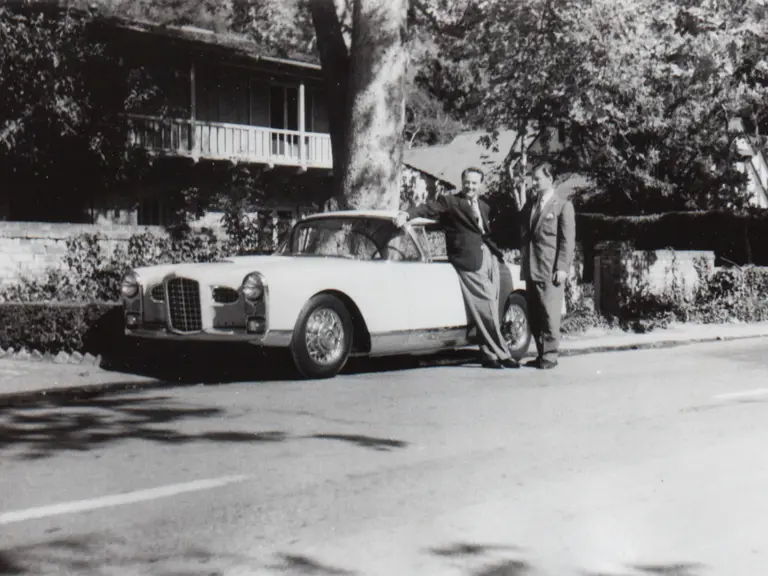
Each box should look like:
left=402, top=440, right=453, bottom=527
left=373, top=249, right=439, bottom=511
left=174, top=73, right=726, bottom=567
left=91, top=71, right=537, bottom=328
left=525, top=357, right=558, bottom=369
left=501, top=358, right=520, bottom=369
left=481, top=358, right=504, bottom=369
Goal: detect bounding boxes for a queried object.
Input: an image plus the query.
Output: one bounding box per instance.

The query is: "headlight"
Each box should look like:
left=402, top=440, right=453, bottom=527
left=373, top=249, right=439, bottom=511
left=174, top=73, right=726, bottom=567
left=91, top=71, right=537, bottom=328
left=121, top=271, right=140, bottom=299
left=241, top=272, right=264, bottom=301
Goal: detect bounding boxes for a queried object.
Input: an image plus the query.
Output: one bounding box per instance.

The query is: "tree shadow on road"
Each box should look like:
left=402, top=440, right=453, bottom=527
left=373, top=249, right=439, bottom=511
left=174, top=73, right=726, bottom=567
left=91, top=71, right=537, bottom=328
left=0, top=551, right=23, bottom=575
left=427, top=542, right=531, bottom=576
left=0, top=535, right=263, bottom=576
left=0, top=536, right=363, bottom=576
left=0, top=392, right=408, bottom=460
left=266, top=553, right=358, bottom=575
left=585, top=562, right=705, bottom=576
left=428, top=542, right=704, bottom=576
left=474, top=560, right=532, bottom=576
left=309, top=433, right=407, bottom=451
left=0, top=393, right=287, bottom=460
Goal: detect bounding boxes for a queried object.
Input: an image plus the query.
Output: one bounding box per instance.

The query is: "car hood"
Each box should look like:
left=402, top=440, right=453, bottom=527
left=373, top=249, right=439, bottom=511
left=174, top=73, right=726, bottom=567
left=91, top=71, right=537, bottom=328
left=133, top=255, right=373, bottom=288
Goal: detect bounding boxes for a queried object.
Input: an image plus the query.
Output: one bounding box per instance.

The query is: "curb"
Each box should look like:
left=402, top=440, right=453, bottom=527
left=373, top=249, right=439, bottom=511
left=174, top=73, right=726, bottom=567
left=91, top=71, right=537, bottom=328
left=0, top=346, right=102, bottom=366
left=2, top=331, right=768, bottom=404
left=558, top=331, right=768, bottom=357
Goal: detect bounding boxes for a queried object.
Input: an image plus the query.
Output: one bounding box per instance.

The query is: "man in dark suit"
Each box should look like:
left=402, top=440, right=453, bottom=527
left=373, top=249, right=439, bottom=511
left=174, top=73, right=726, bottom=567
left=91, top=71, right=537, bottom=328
left=395, top=167, right=518, bottom=369
left=508, top=160, right=576, bottom=369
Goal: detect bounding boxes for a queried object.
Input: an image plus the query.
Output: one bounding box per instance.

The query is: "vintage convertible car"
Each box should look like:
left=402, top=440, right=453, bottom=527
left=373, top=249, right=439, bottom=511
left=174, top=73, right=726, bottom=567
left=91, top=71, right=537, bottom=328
left=121, top=210, right=531, bottom=379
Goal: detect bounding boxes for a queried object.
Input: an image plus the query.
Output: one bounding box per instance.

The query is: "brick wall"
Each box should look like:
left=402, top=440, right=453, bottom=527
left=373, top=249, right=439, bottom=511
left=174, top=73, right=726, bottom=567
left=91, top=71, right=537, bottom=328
left=0, top=222, right=166, bottom=287
left=594, top=242, right=715, bottom=316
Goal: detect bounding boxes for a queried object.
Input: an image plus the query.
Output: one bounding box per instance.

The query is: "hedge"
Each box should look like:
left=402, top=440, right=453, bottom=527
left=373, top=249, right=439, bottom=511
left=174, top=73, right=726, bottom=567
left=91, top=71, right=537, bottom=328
left=0, top=302, right=123, bottom=355
left=576, top=211, right=768, bottom=266
left=490, top=207, right=768, bottom=266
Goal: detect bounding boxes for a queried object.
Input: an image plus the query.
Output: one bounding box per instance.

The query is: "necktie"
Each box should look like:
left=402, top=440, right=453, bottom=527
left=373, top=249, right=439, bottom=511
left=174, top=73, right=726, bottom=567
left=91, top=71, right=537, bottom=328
left=470, top=197, right=484, bottom=233
left=532, top=194, right=547, bottom=225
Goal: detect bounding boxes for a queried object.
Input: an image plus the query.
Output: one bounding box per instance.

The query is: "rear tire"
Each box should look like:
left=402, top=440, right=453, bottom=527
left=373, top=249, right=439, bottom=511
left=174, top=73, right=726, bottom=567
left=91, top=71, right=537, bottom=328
left=290, top=294, right=353, bottom=379
left=501, top=292, right=531, bottom=361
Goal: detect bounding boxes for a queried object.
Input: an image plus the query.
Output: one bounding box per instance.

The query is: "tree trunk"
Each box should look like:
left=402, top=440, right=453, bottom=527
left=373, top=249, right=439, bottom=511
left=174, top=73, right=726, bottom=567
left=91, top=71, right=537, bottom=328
left=342, top=0, right=408, bottom=210
left=309, top=0, right=350, bottom=207
left=311, top=0, right=408, bottom=211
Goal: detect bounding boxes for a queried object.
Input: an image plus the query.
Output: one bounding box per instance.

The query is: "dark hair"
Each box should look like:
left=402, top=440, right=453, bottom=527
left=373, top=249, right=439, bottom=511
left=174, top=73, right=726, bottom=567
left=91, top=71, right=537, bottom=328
left=461, top=166, right=485, bottom=182
left=530, top=160, right=554, bottom=179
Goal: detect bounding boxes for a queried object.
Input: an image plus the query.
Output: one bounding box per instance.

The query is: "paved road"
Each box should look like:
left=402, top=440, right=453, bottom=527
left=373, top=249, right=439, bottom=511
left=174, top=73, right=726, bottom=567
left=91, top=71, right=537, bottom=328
left=1, top=340, right=767, bottom=576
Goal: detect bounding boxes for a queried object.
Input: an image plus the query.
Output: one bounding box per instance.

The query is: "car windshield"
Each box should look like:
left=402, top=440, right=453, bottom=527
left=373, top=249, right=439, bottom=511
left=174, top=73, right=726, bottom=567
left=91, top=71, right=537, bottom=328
left=285, top=217, right=421, bottom=261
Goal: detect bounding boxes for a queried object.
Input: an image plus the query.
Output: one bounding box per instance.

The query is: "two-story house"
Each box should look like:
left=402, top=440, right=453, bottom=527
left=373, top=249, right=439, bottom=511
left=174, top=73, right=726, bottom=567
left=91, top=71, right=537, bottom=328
left=104, top=19, right=335, bottom=228
left=0, top=10, right=335, bottom=228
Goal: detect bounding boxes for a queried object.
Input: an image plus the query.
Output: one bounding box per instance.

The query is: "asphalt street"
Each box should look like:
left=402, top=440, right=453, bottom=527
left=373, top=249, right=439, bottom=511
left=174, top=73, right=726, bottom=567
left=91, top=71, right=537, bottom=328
left=1, top=339, right=767, bottom=576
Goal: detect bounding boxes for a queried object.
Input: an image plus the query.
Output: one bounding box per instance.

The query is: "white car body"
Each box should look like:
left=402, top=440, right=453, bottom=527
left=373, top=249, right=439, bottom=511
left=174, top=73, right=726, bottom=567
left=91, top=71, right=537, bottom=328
left=122, top=210, right=530, bottom=377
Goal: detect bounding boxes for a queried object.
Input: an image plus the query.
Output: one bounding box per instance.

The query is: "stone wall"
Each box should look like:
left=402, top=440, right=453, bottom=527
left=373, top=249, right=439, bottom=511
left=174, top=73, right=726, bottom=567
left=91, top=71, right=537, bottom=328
left=594, top=243, right=715, bottom=316
left=0, top=222, right=166, bottom=287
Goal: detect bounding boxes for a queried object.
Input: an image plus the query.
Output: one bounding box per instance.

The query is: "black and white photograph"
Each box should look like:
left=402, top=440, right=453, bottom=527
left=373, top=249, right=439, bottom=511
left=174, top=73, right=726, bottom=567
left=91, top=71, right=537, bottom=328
left=1, top=0, right=768, bottom=574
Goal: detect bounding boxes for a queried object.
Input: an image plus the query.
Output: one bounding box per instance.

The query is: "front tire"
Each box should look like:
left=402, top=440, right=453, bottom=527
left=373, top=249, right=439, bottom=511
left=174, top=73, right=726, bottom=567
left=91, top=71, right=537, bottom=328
left=501, top=292, right=531, bottom=361
left=290, top=294, right=353, bottom=379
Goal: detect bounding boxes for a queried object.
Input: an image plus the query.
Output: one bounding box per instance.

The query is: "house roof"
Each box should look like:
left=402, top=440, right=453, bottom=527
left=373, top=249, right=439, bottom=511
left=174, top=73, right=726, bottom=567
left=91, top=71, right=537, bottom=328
left=9, top=1, right=321, bottom=73
left=403, top=128, right=588, bottom=196
left=732, top=135, right=768, bottom=208
left=108, top=19, right=321, bottom=72
left=403, top=131, right=522, bottom=189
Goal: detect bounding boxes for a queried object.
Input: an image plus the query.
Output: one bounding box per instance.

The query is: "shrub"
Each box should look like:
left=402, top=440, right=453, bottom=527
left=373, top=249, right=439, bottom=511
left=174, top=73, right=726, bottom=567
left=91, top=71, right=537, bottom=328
left=612, top=263, right=768, bottom=328
left=561, top=283, right=611, bottom=335
left=0, top=302, right=123, bottom=355
left=0, top=228, right=228, bottom=303
left=687, top=266, right=768, bottom=324
left=576, top=210, right=768, bottom=266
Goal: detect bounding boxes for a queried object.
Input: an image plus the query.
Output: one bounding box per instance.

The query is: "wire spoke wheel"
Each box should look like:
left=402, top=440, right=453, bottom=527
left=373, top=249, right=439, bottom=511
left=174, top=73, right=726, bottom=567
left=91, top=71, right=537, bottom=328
left=291, top=294, right=354, bottom=379
left=304, top=307, right=346, bottom=366
left=501, top=293, right=531, bottom=360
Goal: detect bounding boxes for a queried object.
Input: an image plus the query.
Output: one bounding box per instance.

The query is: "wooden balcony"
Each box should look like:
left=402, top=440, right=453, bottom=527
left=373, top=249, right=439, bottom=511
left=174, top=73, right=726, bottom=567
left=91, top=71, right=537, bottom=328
left=127, top=114, right=333, bottom=169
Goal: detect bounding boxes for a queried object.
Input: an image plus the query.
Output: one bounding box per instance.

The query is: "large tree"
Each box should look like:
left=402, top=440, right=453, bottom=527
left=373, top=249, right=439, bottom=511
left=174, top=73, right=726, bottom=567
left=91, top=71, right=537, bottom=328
left=422, top=0, right=768, bottom=214
left=307, top=0, right=409, bottom=210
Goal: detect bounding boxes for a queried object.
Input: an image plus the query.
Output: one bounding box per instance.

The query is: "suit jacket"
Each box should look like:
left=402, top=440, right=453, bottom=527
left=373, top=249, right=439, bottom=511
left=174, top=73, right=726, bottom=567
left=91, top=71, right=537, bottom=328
left=519, top=193, right=576, bottom=283
left=407, top=194, right=503, bottom=272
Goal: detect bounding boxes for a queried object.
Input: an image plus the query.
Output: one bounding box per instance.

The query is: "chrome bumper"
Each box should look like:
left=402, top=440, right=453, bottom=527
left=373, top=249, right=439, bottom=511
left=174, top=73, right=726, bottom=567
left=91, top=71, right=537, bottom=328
left=125, top=326, right=293, bottom=347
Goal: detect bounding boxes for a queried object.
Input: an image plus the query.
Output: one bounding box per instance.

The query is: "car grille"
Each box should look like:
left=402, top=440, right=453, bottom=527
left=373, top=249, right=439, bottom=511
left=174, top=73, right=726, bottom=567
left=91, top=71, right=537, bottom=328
left=150, top=284, right=165, bottom=302
left=167, top=278, right=202, bottom=332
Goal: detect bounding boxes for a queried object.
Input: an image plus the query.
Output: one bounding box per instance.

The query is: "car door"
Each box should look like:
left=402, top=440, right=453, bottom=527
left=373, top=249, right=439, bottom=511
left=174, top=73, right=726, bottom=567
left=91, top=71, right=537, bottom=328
left=389, top=225, right=468, bottom=334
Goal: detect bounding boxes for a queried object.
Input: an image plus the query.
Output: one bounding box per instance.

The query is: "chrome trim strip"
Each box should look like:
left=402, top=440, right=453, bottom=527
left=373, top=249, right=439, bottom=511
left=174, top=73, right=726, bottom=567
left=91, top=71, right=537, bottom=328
left=124, top=325, right=470, bottom=353
left=369, top=326, right=469, bottom=356
left=123, top=327, right=293, bottom=346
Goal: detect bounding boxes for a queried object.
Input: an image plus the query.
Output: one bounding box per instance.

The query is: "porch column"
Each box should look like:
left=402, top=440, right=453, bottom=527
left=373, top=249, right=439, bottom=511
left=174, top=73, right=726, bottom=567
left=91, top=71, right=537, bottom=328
left=189, top=60, right=197, bottom=154
left=299, top=82, right=307, bottom=169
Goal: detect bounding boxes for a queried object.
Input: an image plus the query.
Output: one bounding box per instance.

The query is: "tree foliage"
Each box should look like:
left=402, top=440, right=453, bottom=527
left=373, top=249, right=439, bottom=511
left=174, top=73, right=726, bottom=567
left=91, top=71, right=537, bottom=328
left=0, top=4, right=155, bottom=221
left=421, top=0, right=768, bottom=214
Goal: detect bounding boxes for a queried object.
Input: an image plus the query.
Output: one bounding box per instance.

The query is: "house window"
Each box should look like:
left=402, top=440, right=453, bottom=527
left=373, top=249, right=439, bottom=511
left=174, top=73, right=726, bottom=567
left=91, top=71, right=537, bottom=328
left=269, top=84, right=324, bottom=132
left=137, top=199, right=171, bottom=227
left=270, top=85, right=299, bottom=158
left=270, top=85, right=299, bottom=131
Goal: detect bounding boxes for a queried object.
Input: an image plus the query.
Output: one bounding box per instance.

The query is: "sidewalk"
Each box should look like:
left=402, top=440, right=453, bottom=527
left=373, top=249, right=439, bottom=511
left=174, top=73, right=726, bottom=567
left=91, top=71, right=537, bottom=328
left=1, top=321, right=767, bottom=401
left=560, top=320, right=768, bottom=355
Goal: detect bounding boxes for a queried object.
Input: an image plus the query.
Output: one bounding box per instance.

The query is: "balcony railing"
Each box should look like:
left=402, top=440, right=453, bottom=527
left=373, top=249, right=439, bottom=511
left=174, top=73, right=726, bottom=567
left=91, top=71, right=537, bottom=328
left=127, top=115, right=333, bottom=169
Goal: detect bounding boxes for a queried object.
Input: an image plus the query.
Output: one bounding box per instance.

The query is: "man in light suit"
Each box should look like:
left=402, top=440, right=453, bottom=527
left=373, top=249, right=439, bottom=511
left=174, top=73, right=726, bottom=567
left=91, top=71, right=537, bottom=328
left=509, top=160, right=576, bottom=369
left=395, top=167, right=517, bottom=369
